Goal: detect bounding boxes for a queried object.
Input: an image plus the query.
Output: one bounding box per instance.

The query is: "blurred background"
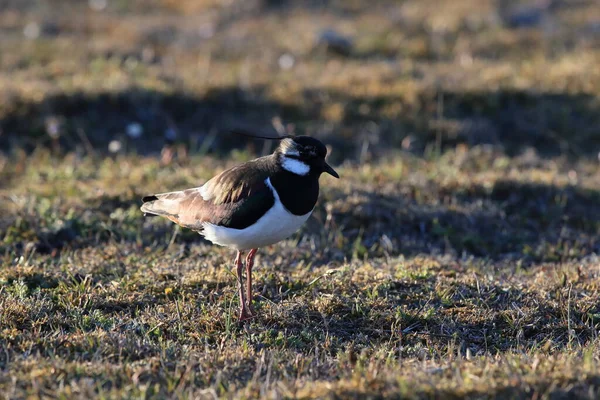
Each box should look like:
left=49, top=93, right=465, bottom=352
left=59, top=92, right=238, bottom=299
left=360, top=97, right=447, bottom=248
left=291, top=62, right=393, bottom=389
left=2, top=2, right=600, bottom=397
left=1, top=0, right=599, bottom=260
left=1, top=0, right=599, bottom=161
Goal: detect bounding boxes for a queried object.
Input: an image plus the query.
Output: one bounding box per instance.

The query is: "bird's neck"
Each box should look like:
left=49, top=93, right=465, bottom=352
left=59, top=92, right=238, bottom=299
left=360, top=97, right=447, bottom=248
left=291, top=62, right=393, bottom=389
left=270, top=158, right=320, bottom=216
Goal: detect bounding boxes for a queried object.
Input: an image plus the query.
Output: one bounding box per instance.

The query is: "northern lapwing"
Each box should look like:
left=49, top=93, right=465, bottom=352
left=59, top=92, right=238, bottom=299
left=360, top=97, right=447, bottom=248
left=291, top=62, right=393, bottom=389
left=141, top=135, right=339, bottom=322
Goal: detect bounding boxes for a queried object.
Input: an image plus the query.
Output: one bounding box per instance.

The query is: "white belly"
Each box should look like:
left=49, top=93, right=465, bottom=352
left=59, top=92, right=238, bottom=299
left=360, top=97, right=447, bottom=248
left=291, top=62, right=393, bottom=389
left=201, top=178, right=312, bottom=250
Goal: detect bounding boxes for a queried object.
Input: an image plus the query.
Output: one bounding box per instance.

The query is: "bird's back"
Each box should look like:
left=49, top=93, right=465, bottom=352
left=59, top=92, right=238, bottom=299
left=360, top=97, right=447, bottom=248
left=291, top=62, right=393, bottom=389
left=141, top=155, right=278, bottom=231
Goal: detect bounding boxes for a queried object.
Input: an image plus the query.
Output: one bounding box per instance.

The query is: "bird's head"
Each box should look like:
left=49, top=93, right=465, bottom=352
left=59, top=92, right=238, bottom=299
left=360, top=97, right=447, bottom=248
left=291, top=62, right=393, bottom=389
left=276, top=136, right=339, bottom=178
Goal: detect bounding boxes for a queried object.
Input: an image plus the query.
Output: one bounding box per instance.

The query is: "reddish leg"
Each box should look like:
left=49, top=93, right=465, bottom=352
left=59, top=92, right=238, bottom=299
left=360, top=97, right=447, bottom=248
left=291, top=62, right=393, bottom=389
left=245, top=249, right=258, bottom=315
left=235, top=250, right=252, bottom=322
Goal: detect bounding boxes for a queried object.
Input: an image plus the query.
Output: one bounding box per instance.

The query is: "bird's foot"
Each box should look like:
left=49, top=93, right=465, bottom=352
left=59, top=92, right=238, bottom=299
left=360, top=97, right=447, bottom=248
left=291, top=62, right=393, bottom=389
left=246, top=301, right=256, bottom=317
left=238, top=306, right=255, bottom=322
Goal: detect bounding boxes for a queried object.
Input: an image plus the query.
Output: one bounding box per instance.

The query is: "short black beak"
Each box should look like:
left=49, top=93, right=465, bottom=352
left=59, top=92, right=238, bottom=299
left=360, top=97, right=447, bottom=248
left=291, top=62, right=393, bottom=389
left=323, top=162, right=339, bottom=178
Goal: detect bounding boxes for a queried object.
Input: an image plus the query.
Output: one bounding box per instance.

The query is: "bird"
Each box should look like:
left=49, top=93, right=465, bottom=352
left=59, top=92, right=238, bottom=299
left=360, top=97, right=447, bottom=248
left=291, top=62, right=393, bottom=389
left=140, top=135, right=339, bottom=322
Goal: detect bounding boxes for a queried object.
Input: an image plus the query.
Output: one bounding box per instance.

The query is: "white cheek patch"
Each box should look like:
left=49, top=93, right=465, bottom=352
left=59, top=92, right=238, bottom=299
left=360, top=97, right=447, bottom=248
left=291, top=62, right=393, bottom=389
left=284, top=149, right=300, bottom=157
left=282, top=156, right=310, bottom=176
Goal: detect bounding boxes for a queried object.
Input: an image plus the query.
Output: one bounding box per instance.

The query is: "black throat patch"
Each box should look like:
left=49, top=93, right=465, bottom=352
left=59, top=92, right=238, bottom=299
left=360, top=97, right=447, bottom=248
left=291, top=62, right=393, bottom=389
left=270, top=169, right=320, bottom=216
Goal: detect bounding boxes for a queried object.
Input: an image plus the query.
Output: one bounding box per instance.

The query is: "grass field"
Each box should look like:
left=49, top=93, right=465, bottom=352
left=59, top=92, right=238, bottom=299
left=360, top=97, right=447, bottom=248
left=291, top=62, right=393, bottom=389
left=2, top=0, right=600, bottom=398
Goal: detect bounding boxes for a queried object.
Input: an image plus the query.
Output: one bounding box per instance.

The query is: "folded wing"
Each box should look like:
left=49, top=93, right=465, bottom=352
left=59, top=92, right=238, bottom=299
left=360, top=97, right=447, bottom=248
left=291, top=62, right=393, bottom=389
left=140, top=159, right=275, bottom=230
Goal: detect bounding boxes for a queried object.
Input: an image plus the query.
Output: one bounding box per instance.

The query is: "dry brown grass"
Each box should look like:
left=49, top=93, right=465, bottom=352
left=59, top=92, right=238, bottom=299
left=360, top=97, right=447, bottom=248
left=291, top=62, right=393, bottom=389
left=1, top=0, right=600, bottom=398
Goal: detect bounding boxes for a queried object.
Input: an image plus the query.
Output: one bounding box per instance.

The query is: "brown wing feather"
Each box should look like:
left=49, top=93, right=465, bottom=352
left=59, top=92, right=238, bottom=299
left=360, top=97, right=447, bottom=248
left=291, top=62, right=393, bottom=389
left=200, top=156, right=274, bottom=205
left=141, top=155, right=276, bottom=230
left=141, top=189, right=206, bottom=229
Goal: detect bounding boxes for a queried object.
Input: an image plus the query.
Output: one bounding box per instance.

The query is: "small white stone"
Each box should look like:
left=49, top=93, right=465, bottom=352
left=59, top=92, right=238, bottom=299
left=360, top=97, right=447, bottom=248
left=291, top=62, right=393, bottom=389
left=23, top=22, right=40, bottom=39
left=45, top=117, right=60, bottom=139
left=126, top=122, right=143, bottom=139
left=108, top=140, right=122, bottom=153
left=278, top=53, right=295, bottom=70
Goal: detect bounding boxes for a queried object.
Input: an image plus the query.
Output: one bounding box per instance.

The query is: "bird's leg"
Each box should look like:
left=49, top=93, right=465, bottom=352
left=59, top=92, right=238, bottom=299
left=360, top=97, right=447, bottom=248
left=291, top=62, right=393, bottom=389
left=245, top=248, right=258, bottom=315
left=235, top=250, right=252, bottom=322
